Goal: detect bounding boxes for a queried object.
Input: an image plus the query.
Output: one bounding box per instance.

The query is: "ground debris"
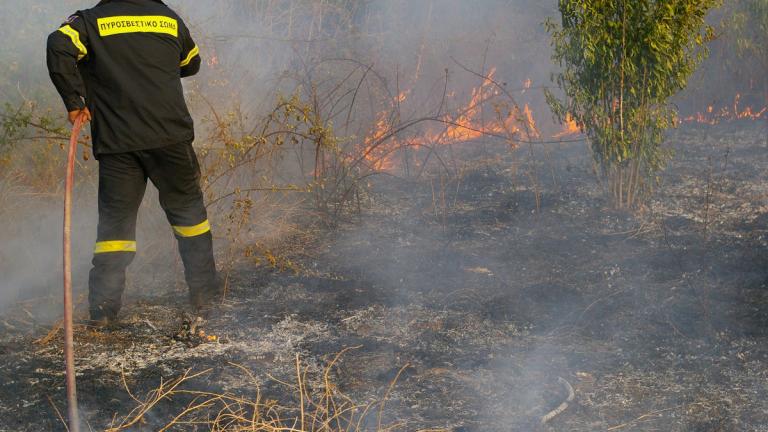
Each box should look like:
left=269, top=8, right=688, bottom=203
left=172, top=313, right=220, bottom=347
left=2, top=123, right=767, bottom=431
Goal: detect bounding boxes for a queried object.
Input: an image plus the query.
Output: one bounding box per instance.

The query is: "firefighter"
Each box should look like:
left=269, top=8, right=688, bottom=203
left=46, top=0, right=219, bottom=325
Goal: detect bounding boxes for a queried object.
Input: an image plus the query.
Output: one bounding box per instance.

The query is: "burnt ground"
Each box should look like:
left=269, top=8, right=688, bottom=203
left=1, top=122, right=767, bottom=431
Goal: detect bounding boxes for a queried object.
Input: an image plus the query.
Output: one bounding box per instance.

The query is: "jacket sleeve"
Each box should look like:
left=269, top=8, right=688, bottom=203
left=46, top=14, right=89, bottom=111
left=179, top=20, right=201, bottom=78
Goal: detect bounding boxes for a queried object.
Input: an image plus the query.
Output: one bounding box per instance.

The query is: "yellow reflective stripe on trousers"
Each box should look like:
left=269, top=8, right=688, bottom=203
left=59, top=25, right=87, bottom=61
left=172, top=219, right=210, bottom=237
left=180, top=45, right=199, bottom=67
left=94, top=241, right=137, bottom=254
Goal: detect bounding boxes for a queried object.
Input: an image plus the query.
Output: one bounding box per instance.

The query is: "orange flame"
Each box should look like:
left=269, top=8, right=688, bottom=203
left=522, top=104, right=540, bottom=139
left=362, top=113, right=397, bottom=171
left=682, top=94, right=767, bottom=125
left=359, top=70, right=545, bottom=171
left=553, top=114, right=580, bottom=139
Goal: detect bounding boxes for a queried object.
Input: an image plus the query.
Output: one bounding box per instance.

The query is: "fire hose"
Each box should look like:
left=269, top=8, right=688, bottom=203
left=63, top=114, right=85, bottom=432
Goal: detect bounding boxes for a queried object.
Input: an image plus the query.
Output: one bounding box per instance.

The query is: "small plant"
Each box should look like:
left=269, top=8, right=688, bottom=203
left=546, top=0, right=719, bottom=208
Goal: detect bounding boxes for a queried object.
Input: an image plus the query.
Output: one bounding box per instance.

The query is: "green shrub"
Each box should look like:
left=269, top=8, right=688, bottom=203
left=546, top=0, right=719, bottom=208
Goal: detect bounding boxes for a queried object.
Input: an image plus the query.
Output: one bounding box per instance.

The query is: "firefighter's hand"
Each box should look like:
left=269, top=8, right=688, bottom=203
left=68, top=107, right=91, bottom=125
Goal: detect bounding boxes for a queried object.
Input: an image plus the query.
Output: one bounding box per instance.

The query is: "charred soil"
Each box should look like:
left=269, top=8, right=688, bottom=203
left=1, top=123, right=767, bottom=431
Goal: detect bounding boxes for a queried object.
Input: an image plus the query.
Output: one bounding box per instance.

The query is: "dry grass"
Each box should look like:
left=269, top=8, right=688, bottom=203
left=107, top=348, right=443, bottom=432
left=0, top=170, right=21, bottom=218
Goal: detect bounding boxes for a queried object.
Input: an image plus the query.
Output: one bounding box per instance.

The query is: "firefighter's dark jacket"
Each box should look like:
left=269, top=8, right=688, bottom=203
left=47, top=0, right=201, bottom=156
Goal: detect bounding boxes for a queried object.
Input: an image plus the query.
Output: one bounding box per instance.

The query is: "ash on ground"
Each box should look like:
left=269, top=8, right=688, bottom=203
left=1, top=123, right=767, bottom=431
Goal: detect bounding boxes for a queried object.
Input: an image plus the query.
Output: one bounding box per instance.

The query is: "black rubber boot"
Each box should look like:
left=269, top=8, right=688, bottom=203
left=88, top=251, right=134, bottom=322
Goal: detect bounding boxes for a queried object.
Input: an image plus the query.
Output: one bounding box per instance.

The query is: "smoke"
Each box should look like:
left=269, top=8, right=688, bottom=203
left=1, top=1, right=765, bottom=428
left=1, top=4, right=568, bottom=426
left=169, top=0, right=559, bottom=117
left=0, top=155, right=181, bottom=319
left=0, top=191, right=92, bottom=316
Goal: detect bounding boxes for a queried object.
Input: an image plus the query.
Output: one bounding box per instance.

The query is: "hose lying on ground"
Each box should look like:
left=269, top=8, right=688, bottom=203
left=540, top=376, right=575, bottom=425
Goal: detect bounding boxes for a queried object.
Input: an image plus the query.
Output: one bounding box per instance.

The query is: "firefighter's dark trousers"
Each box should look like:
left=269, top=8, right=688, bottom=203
left=88, top=141, right=218, bottom=320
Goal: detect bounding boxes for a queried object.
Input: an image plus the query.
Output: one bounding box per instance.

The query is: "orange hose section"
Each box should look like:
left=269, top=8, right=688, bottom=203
left=64, top=115, right=84, bottom=432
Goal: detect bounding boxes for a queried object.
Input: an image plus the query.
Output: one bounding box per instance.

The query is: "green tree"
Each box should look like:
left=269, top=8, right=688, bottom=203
left=732, top=0, right=768, bottom=110
left=546, top=0, right=719, bottom=208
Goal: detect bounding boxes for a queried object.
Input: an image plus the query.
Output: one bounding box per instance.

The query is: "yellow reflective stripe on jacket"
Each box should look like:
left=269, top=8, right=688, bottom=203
left=97, top=15, right=178, bottom=37
left=172, top=219, right=210, bottom=237
left=180, top=45, right=199, bottom=67
left=94, top=241, right=137, bottom=254
left=59, top=25, right=87, bottom=61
